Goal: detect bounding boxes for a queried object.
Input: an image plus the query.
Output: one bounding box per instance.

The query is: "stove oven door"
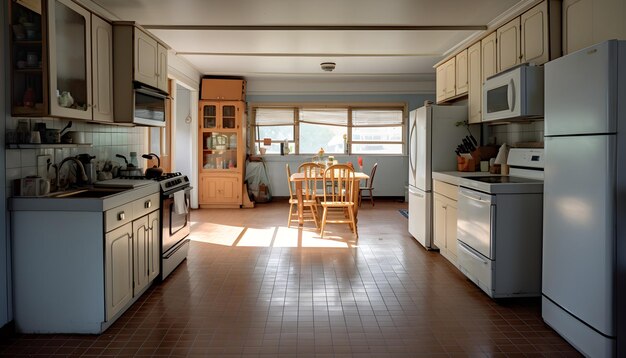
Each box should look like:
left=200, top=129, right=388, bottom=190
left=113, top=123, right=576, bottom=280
left=162, top=187, right=192, bottom=254
left=457, top=187, right=495, bottom=259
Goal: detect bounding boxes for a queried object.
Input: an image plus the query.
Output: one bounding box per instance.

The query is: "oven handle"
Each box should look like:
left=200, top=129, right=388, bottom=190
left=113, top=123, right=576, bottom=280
left=459, top=241, right=489, bottom=265
left=164, top=186, right=193, bottom=198
left=459, top=188, right=493, bottom=204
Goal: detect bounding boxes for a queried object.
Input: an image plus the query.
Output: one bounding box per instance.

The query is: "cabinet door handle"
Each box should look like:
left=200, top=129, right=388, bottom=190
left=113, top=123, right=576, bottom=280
left=144, top=200, right=152, bottom=209
left=118, top=211, right=125, bottom=221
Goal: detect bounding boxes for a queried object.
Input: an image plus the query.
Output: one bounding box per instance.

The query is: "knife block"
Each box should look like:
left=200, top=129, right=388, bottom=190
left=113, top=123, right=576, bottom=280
left=457, top=156, right=475, bottom=172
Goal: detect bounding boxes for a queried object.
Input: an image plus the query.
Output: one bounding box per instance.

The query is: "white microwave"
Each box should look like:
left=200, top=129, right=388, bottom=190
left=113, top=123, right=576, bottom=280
left=482, top=64, right=544, bottom=122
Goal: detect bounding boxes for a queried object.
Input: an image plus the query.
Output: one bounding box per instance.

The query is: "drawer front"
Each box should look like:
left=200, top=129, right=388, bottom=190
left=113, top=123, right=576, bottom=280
left=433, top=180, right=458, bottom=201
left=133, top=193, right=160, bottom=218
left=105, top=202, right=134, bottom=232
left=457, top=241, right=494, bottom=297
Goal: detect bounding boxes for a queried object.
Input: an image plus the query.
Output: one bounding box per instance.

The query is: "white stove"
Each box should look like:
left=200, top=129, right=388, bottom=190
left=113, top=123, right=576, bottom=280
left=456, top=148, right=545, bottom=298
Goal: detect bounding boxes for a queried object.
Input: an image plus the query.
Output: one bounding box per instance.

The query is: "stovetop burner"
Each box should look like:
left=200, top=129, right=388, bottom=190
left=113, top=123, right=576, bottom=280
left=117, top=172, right=190, bottom=192
left=467, top=176, right=543, bottom=184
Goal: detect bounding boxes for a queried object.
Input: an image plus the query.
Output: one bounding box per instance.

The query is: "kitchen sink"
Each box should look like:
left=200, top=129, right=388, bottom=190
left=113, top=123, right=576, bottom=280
left=49, top=188, right=126, bottom=199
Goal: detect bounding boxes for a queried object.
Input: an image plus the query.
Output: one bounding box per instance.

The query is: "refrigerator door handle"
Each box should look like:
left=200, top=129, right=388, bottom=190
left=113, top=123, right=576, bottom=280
left=408, top=186, right=424, bottom=197
left=409, top=121, right=416, bottom=175
left=508, top=78, right=515, bottom=112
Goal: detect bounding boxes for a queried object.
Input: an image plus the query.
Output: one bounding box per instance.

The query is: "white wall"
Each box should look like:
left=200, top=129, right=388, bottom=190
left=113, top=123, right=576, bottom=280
left=174, top=86, right=192, bottom=178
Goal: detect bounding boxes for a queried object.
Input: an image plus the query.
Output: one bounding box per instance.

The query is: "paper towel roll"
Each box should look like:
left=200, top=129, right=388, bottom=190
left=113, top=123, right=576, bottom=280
left=494, top=143, right=509, bottom=165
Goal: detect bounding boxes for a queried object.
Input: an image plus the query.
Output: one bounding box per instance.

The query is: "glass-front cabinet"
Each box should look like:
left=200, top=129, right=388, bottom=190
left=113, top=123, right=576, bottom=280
left=199, top=101, right=242, bottom=171
left=9, top=0, right=93, bottom=120
left=198, top=100, right=245, bottom=208
left=48, top=0, right=91, bottom=120
left=10, top=0, right=47, bottom=116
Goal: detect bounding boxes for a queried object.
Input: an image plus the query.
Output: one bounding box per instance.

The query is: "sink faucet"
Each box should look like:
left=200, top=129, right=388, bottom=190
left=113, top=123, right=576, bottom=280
left=52, top=157, right=89, bottom=190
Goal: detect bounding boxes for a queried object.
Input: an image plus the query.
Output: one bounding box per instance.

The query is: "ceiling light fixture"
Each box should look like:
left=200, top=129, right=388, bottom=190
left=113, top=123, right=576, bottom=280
left=320, top=62, right=336, bottom=72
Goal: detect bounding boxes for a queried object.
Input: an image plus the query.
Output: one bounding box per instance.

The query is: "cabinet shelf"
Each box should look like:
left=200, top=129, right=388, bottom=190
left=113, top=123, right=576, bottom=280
left=14, top=40, right=43, bottom=45
left=14, top=68, right=43, bottom=73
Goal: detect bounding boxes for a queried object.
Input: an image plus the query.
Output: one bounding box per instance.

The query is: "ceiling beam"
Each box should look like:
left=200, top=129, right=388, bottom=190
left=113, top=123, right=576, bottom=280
left=143, top=25, right=487, bottom=31
left=176, top=52, right=441, bottom=57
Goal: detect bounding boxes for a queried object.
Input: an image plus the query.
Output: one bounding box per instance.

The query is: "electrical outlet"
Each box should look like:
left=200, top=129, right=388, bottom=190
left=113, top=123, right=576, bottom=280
left=37, top=155, right=51, bottom=178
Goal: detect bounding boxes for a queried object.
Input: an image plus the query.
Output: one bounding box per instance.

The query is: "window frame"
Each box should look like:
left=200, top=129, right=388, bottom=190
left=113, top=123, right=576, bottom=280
left=250, top=102, right=407, bottom=156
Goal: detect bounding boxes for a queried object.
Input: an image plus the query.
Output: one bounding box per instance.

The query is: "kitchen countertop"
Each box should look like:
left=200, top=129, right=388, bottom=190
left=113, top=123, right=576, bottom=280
left=9, top=181, right=160, bottom=212
left=433, top=171, right=500, bottom=186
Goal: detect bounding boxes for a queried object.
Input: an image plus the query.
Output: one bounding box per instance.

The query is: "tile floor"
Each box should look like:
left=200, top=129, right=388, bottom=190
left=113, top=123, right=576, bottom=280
left=0, top=200, right=581, bottom=357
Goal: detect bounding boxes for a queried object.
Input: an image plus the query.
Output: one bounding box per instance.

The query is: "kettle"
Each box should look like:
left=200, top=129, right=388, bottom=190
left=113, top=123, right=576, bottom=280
left=142, top=153, right=163, bottom=178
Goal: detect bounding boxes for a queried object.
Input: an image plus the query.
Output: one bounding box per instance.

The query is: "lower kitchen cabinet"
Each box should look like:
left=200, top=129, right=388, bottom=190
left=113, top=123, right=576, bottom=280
left=199, top=174, right=241, bottom=207
left=433, top=180, right=459, bottom=266
left=105, top=223, right=133, bottom=322
left=11, top=186, right=161, bottom=333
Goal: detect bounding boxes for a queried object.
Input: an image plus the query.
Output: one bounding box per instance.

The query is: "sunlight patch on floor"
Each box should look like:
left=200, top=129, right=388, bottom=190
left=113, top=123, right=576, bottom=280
left=190, top=222, right=244, bottom=246
left=236, top=227, right=276, bottom=247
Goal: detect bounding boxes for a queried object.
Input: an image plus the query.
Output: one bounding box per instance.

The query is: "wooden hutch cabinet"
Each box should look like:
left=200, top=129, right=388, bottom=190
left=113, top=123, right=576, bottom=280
left=198, top=100, right=246, bottom=208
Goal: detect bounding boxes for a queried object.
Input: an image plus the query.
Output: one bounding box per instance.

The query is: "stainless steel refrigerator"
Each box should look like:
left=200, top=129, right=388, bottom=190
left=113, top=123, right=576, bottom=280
left=542, top=40, right=626, bottom=357
left=407, top=102, right=468, bottom=249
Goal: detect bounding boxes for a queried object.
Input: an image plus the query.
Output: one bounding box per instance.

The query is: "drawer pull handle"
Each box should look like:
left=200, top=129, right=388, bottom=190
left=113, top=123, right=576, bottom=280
left=118, top=212, right=125, bottom=221
left=145, top=200, right=152, bottom=209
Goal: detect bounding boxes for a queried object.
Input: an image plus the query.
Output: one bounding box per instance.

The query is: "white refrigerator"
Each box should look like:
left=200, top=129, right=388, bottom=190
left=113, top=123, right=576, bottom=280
left=408, top=102, right=468, bottom=249
left=542, top=40, right=626, bottom=357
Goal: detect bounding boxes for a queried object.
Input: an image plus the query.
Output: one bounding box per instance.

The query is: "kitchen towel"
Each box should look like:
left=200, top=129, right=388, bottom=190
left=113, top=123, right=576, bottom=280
left=173, top=190, right=187, bottom=215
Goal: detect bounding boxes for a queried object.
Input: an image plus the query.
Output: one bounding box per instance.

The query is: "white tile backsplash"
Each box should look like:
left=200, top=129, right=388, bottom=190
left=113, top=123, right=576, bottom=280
left=486, top=120, right=544, bottom=146
left=5, top=117, right=148, bottom=195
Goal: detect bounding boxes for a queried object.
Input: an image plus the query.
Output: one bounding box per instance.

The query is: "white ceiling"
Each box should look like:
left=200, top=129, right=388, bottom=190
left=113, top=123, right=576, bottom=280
left=92, top=0, right=524, bottom=80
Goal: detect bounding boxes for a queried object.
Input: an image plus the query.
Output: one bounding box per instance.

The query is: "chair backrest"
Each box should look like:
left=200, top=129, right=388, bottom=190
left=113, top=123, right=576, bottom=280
left=285, top=163, right=295, bottom=199
left=298, top=162, right=324, bottom=201
left=323, top=164, right=355, bottom=203
left=368, top=163, right=378, bottom=187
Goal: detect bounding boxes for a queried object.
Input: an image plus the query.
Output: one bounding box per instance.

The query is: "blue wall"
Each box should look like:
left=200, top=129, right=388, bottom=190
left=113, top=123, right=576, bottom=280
left=246, top=93, right=435, bottom=197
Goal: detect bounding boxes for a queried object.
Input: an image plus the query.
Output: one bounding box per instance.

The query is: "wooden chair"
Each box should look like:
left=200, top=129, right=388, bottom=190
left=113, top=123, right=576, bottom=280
left=359, top=163, right=378, bottom=207
left=298, top=162, right=326, bottom=198
left=286, top=163, right=318, bottom=228
left=319, top=164, right=357, bottom=238
left=293, top=162, right=324, bottom=228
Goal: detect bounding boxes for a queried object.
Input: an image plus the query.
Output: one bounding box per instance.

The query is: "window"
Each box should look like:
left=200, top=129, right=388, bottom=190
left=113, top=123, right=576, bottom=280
left=254, top=108, right=295, bottom=154
left=299, top=109, right=347, bottom=154
left=252, top=104, right=405, bottom=155
left=351, top=109, right=403, bottom=154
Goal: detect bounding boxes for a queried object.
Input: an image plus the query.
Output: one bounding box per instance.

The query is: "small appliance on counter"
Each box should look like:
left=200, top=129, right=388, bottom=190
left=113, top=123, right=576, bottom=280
left=17, top=176, right=50, bottom=197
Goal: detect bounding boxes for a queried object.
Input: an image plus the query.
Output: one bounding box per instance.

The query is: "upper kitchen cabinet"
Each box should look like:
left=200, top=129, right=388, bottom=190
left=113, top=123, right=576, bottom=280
left=91, top=14, right=113, bottom=123
left=563, top=0, right=626, bottom=55
left=467, top=42, right=482, bottom=124
left=521, top=1, right=562, bottom=65
left=201, top=78, right=246, bottom=101
left=497, top=17, right=521, bottom=72
left=48, top=0, right=91, bottom=120
left=9, top=0, right=48, bottom=116
left=498, top=0, right=561, bottom=71
left=481, top=32, right=497, bottom=83
left=455, top=49, right=468, bottom=95
left=435, top=57, right=456, bottom=103
left=9, top=0, right=114, bottom=122
left=133, top=28, right=168, bottom=92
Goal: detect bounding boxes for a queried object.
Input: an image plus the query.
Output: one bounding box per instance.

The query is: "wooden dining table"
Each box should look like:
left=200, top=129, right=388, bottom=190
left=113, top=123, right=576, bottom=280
left=289, top=171, right=369, bottom=226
